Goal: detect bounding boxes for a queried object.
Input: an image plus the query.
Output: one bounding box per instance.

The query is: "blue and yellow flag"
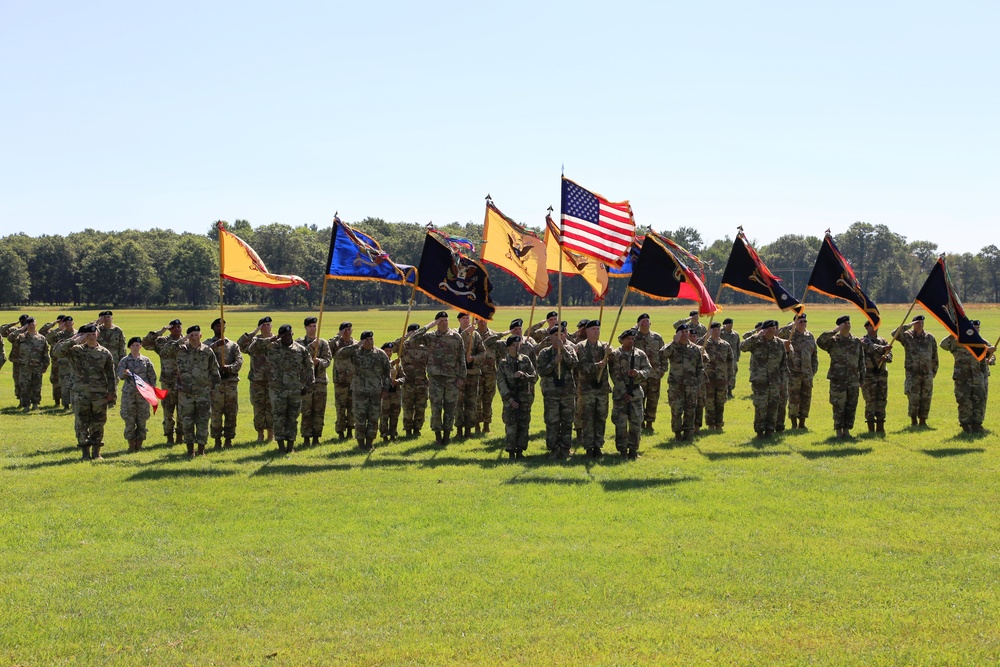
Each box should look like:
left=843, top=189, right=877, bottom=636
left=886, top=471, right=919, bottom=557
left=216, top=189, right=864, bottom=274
left=325, top=217, right=414, bottom=284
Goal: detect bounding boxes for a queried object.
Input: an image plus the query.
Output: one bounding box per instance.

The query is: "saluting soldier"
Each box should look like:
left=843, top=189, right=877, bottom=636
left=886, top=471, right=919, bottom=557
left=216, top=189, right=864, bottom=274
left=816, top=315, right=867, bottom=438
left=298, top=316, right=332, bottom=446
left=570, top=319, right=590, bottom=345
left=237, top=316, right=274, bottom=443
left=395, top=323, right=429, bottom=438
left=1, top=314, right=31, bottom=403
left=379, top=342, right=405, bottom=441
left=475, top=317, right=499, bottom=434
left=170, top=325, right=221, bottom=458
left=610, top=328, right=652, bottom=459
left=536, top=323, right=578, bottom=458
left=330, top=322, right=357, bottom=440
left=250, top=324, right=314, bottom=453
left=52, top=324, right=117, bottom=460
left=720, top=318, right=741, bottom=399
left=117, top=336, right=158, bottom=451
left=891, top=315, right=938, bottom=426
left=702, top=322, right=735, bottom=430
left=661, top=323, right=705, bottom=441
left=941, top=320, right=994, bottom=433
left=40, top=315, right=65, bottom=406
left=9, top=317, right=50, bottom=411
left=205, top=318, right=243, bottom=449
left=673, top=310, right=708, bottom=339
left=574, top=319, right=611, bottom=457
left=337, top=331, right=391, bottom=451
left=410, top=312, right=467, bottom=445
left=97, top=310, right=127, bottom=366
left=861, top=321, right=892, bottom=433
left=46, top=316, right=76, bottom=409
left=143, top=318, right=184, bottom=443
left=528, top=311, right=560, bottom=345
left=633, top=313, right=665, bottom=431
left=455, top=312, right=488, bottom=438
left=740, top=320, right=790, bottom=438
left=778, top=313, right=819, bottom=430
left=496, top=335, right=537, bottom=459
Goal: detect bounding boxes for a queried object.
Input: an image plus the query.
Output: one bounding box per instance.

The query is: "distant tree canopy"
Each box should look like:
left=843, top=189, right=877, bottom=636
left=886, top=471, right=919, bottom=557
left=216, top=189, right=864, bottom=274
left=1, top=220, right=996, bottom=309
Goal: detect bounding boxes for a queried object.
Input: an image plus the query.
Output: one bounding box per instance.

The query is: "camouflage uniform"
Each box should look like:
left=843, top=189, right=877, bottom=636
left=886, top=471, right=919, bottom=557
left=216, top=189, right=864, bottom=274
left=496, top=351, right=537, bottom=454
left=861, top=332, right=892, bottom=429
left=204, top=335, right=243, bottom=444
left=739, top=334, right=789, bottom=435
left=98, top=324, right=127, bottom=367
left=816, top=331, right=866, bottom=433
left=609, top=346, right=652, bottom=454
left=9, top=331, right=49, bottom=408
left=249, top=338, right=314, bottom=446
left=298, top=335, right=332, bottom=442
left=143, top=330, right=183, bottom=440
left=673, top=318, right=707, bottom=339
left=456, top=327, right=487, bottom=434
left=891, top=326, right=938, bottom=422
left=237, top=331, right=273, bottom=437
left=117, top=353, right=157, bottom=443
left=46, top=326, right=75, bottom=408
left=778, top=324, right=819, bottom=425
left=53, top=339, right=116, bottom=457
left=720, top=328, right=742, bottom=396
left=397, top=337, right=429, bottom=435
left=330, top=335, right=357, bottom=437
left=575, top=339, right=612, bottom=451
left=702, top=337, right=734, bottom=428
left=410, top=324, right=467, bottom=440
left=535, top=343, right=578, bottom=453
left=338, top=343, right=391, bottom=448
left=634, top=329, right=665, bottom=426
left=941, top=336, right=987, bottom=431
left=476, top=326, right=499, bottom=432
left=1, top=324, right=25, bottom=403
left=379, top=357, right=405, bottom=439
left=39, top=322, right=60, bottom=403
left=660, top=341, right=705, bottom=439
left=171, top=339, right=221, bottom=451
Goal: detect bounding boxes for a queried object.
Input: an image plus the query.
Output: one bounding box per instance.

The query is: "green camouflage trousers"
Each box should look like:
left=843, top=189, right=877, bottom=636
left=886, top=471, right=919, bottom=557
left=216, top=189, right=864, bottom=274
left=16, top=365, right=44, bottom=407
left=862, top=373, right=888, bottom=421
left=456, top=373, right=481, bottom=429
left=612, top=392, right=644, bottom=452
left=58, top=365, right=74, bottom=408
left=577, top=389, right=609, bottom=449
left=402, top=381, right=427, bottom=432
left=954, top=378, right=986, bottom=427
left=668, top=383, right=699, bottom=436
left=502, top=396, right=533, bottom=452
left=428, top=376, right=459, bottom=433
left=49, top=364, right=60, bottom=402
left=703, top=381, right=728, bottom=427
left=776, top=377, right=789, bottom=429
left=379, top=387, right=401, bottom=437
left=543, top=392, right=575, bottom=450
left=904, top=373, right=934, bottom=419
left=640, top=376, right=662, bottom=423
left=120, top=391, right=151, bottom=441
left=179, top=391, right=211, bottom=445
left=210, top=383, right=239, bottom=439
left=334, top=382, right=353, bottom=434
left=477, top=370, right=497, bottom=426
left=750, top=381, right=781, bottom=433
left=829, top=381, right=860, bottom=430
left=74, top=390, right=109, bottom=447
left=301, top=383, right=328, bottom=439
left=787, top=373, right=814, bottom=419
left=270, top=387, right=302, bottom=442
left=12, top=361, right=21, bottom=402
left=249, top=380, right=272, bottom=432
left=353, top=389, right=382, bottom=445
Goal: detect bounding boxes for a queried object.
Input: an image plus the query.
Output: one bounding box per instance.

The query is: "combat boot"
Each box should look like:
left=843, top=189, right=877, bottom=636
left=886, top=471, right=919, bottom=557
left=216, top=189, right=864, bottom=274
left=876, top=420, right=885, bottom=434
left=367, top=437, right=375, bottom=451
left=442, top=431, right=451, bottom=445
left=405, top=428, right=412, bottom=438
left=186, top=443, right=195, bottom=458
left=508, top=450, right=517, bottom=460
left=911, top=416, right=918, bottom=426
left=919, top=417, right=927, bottom=426
left=867, top=420, right=875, bottom=433
left=313, top=436, right=321, bottom=446
left=474, top=424, right=481, bottom=436
left=197, top=443, right=206, bottom=456
left=799, top=418, right=807, bottom=430
left=214, top=437, right=222, bottom=450
left=483, top=422, right=490, bottom=434
left=628, top=448, right=638, bottom=460
left=54, top=398, right=61, bottom=408
left=286, top=439, right=296, bottom=453
left=265, top=429, right=273, bottom=443
left=80, top=445, right=91, bottom=460
left=136, top=439, right=144, bottom=450
left=257, top=430, right=265, bottom=443
left=347, top=426, right=353, bottom=439
left=91, top=444, right=103, bottom=460
left=166, top=431, right=174, bottom=445
left=276, top=439, right=285, bottom=453
left=224, top=438, right=233, bottom=449
left=435, top=430, right=442, bottom=445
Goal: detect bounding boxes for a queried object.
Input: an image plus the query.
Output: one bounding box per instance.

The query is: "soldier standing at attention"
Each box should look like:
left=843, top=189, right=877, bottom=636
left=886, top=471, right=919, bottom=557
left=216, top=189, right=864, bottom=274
left=633, top=313, right=665, bottom=432
left=891, top=315, right=938, bottom=426
left=170, top=325, right=221, bottom=458
left=205, top=318, right=243, bottom=449
left=298, top=316, right=332, bottom=447
left=250, top=324, right=314, bottom=454
left=661, top=323, right=705, bottom=441
left=9, top=316, right=50, bottom=411
left=609, top=328, right=652, bottom=459
left=778, top=313, right=818, bottom=430
left=702, top=322, right=735, bottom=431
left=940, top=320, right=994, bottom=433
left=674, top=310, right=708, bottom=339
left=535, top=323, right=578, bottom=459
left=574, top=320, right=611, bottom=457
left=379, top=342, right=405, bottom=441
left=97, top=310, right=127, bottom=367
left=395, top=323, right=429, bottom=438
left=1, top=314, right=31, bottom=404
left=336, top=331, right=391, bottom=451
left=861, top=321, right=892, bottom=434
left=40, top=315, right=65, bottom=406
left=816, top=315, right=867, bottom=439
left=52, top=324, right=116, bottom=460
left=496, top=335, right=537, bottom=459
left=237, top=317, right=274, bottom=443
left=740, top=320, right=790, bottom=439
left=330, top=322, right=356, bottom=440
left=117, top=337, right=157, bottom=451
left=455, top=312, right=487, bottom=438
left=143, top=319, right=184, bottom=443
left=475, top=317, right=499, bottom=434
left=410, top=312, right=467, bottom=446
left=720, top=318, right=741, bottom=399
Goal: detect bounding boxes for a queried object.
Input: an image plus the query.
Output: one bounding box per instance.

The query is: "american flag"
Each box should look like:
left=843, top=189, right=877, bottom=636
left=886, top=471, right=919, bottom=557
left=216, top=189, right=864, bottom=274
left=133, top=373, right=169, bottom=413
left=560, top=177, right=634, bottom=268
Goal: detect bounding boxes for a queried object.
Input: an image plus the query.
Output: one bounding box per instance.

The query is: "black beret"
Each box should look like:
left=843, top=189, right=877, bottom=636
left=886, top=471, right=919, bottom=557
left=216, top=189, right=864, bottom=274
left=675, top=323, right=689, bottom=332
left=257, top=316, right=271, bottom=326
left=63, top=315, right=74, bottom=322
left=435, top=311, right=448, bottom=320
left=24, top=316, right=35, bottom=324
left=710, top=322, right=721, bottom=329
left=18, top=314, right=29, bottom=324
left=689, top=310, right=699, bottom=317
left=754, top=322, right=763, bottom=329
left=278, top=324, right=293, bottom=335
left=547, top=323, right=568, bottom=335
left=339, top=321, right=353, bottom=330
left=360, top=330, right=374, bottom=340
left=509, top=318, right=523, bottom=329
left=971, top=319, right=981, bottom=326
left=505, top=335, right=521, bottom=346
left=128, top=336, right=142, bottom=347
left=304, top=316, right=318, bottom=326
left=546, top=311, right=558, bottom=319
left=912, top=315, right=925, bottom=322
left=100, top=310, right=113, bottom=317
left=836, top=315, right=850, bottom=325
left=795, top=313, right=808, bottom=321
left=722, top=318, right=734, bottom=325
left=763, top=319, right=779, bottom=328
left=407, top=323, right=420, bottom=332
left=637, top=313, right=650, bottom=322
left=187, top=325, right=201, bottom=334
left=381, top=341, right=393, bottom=349
left=56, top=315, right=65, bottom=321
left=79, top=324, right=97, bottom=334
left=211, top=318, right=224, bottom=329
left=458, top=312, right=470, bottom=319
left=170, top=318, right=183, bottom=326
left=618, top=328, right=636, bottom=341
left=586, top=319, right=601, bottom=328
left=864, top=320, right=876, bottom=328
left=577, top=319, right=590, bottom=329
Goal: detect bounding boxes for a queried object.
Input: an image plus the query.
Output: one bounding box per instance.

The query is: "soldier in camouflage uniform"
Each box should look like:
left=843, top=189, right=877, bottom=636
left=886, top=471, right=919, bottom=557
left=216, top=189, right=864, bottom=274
left=52, top=324, right=117, bottom=460
left=336, top=331, right=391, bottom=451
left=720, top=318, right=741, bottom=399
left=8, top=317, right=50, bottom=411
left=379, top=342, right=405, bottom=441
left=117, top=337, right=158, bottom=451
left=97, top=311, right=127, bottom=367
left=237, top=316, right=274, bottom=443
left=673, top=310, right=708, bottom=339
left=455, top=312, right=487, bottom=438
left=496, top=335, right=537, bottom=459
left=633, top=313, right=665, bottom=431
left=891, top=315, right=938, bottom=426
left=702, top=322, right=735, bottom=430
left=778, top=313, right=819, bottom=429
left=298, top=316, right=332, bottom=446
left=527, top=311, right=560, bottom=345
left=571, top=319, right=589, bottom=345
left=45, top=316, right=75, bottom=408
left=168, top=325, right=221, bottom=457
left=661, top=323, right=705, bottom=441
left=250, top=324, right=314, bottom=453
left=740, top=320, right=790, bottom=438
left=475, top=317, right=499, bottom=434
left=861, top=321, right=892, bottom=433
left=205, top=318, right=243, bottom=449
left=574, top=320, right=611, bottom=456
left=535, top=324, right=578, bottom=458
left=143, top=318, right=184, bottom=443
left=330, top=322, right=356, bottom=440
left=816, top=315, right=868, bottom=438
left=941, top=320, right=995, bottom=433
left=410, top=312, right=467, bottom=445
left=40, top=315, right=64, bottom=405
left=609, top=328, right=652, bottom=459
left=395, top=323, right=429, bottom=438
left=0, top=314, right=31, bottom=404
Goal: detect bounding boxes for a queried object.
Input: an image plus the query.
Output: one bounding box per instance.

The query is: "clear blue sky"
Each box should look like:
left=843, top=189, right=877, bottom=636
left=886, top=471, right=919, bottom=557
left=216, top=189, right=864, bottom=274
left=2, top=1, right=997, bottom=253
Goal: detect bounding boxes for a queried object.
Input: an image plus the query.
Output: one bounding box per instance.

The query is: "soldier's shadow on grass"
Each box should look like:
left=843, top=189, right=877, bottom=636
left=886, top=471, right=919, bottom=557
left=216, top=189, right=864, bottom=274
left=600, top=476, right=699, bottom=492
left=24, top=445, right=79, bottom=458
left=127, top=467, right=240, bottom=481
left=5, top=457, right=87, bottom=471
left=920, top=447, right=986, bottom=458
left=250, top=462, right=354, bottom=476
left=797, top=447, right=873, bottom=459
left=0, top=407, right=28, bottom=416
left=944, top=429, right=993, bottom=443
left=698, top=448, right=792, bottom=462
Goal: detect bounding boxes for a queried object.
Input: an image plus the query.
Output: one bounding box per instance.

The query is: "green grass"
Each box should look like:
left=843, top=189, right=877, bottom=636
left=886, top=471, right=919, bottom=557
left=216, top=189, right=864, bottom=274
left=1, top=305, right=998, bottom=665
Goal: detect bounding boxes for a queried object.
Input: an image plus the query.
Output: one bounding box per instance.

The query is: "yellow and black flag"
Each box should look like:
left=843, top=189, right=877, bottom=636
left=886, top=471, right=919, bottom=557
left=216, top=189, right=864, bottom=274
left=915, top=256, right=991, bottom=360
left=720, top=231, right=803, bottom=313
left=806, top=233, right=880, bottom=328
left=481, top=200, right=550, bottom=298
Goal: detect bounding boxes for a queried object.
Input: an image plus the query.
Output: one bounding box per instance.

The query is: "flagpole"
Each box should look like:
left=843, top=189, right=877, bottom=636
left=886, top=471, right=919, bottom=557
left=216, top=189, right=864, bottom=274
left=217, top=220, right=225, bottom=342
left=527, top=295, right=537, bottom=331
left=555, top=204, right=563, bottom=375
left=885, top=300, right=917, bottom=349
left=607, top=288, right=630, bottom=344
left=707, top=283, right=724, bottom=327
left=396, top=267, right=418, bottom=373
left=314, top=275, right=329, bottom=359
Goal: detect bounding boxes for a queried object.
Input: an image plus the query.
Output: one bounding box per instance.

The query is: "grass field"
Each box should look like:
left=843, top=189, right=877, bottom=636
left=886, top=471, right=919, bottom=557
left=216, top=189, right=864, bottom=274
left=1, top=304, right=998, bottom=666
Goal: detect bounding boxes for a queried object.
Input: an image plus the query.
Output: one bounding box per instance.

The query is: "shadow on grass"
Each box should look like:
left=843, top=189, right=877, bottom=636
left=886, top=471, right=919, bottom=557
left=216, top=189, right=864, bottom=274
left=798, top=447, right=873, bottom=459
left=398, top=442, right=441, bottom=456
left=700, top=449, right=792, bottom=461
left=921, top=447, right=986, bottom=458
left=127, top=467, right=239, bottom=481
left=24, top=445, right=79, bottom=458
left=600, top=476, right=699, bottom=492
left=251, top=463, right=354, bottom=476
left=5, top=457, right=88, bottom=470
left=944, top=429, right=993, bottom=443
left=504, top=476, right=589, bottom=486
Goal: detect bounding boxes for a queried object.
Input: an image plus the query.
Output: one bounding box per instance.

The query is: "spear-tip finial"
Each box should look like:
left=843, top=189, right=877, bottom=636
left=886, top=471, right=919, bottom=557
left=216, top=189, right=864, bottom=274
left=825, top=228, right=832, bottom=235
left=547, top=205, right=554, bottom=214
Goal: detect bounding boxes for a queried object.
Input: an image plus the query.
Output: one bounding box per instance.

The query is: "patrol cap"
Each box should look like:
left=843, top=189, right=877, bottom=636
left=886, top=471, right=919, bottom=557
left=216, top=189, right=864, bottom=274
left=618, top=328, right=636, bottom=342
left=434, top=311, right=448, bottom=320
left=339, top=321, right=353, bottom=331
left=360, top=330, right=374, bottom=341
left=586, top=319, right=601, bottom=329
left=762, top=319, right=779, bottom=329
left=304, top=316, right=318, bottom=326
left=675, top=323, right=689, bottom=332
left=169, top=318, right=183, bottom=327
left=56, top=315, right=65, bottom=322
left=211, top=318, right=225, bottom=330
left=689, top=310, right=699, bottom=317
left=78, top=323, right=97, bottom=334
left=637, top=313, right=650, bottom=323
left=723, top=317, right=734, bottom=325
left=407, top=323, right=420, bottom=332
left=912, top=315, right=925, bottom=323
left=278, top=324, right=293, bottom=336
left=381, top=341, right=393, bottom=350
left=577, top=319, right=590, bottom=329
left=505, top=335, right=522, bottom=346
left=187, top=325, right=201, bottom=334
left=836, top=315, right=850, bottom=325
left=257, top=316, right=271, bottom=326
left=710, top=322, right=721, bottom=329
left=546, top=310, right=558, bottom=319
left=128, top=336, right=142, bottom=347
left=509, top=318, right=523, bottom=329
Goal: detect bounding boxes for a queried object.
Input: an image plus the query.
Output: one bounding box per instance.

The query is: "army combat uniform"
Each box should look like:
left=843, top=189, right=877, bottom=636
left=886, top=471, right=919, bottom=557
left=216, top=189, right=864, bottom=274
left=298, top=335, right=332, bottom=445
left=9, top=330, right=49, bottom=409
left=0, top=322, right=24, bottom=403
left=496, top=347, right=537, bottom=457
left=861, top=330, right=892, bottom=432
left=702, top=335, right=735, bottom=429
left=456, top=326, right=487, bottom=437
left=249, top=337, right=314, bottom=452
left=53, top=338, right=116, bottom=459
left=476, top=324, right=499, bottom=433
left=396, top=334, right=429, bottom=437
left=609, top=342, right=652, bottom=457
left=117, top=353, right=157, bottom=448
left=410, top=323, right=467, bottom=445
left=143, top=330, right=184, bottom=442
left=170, top=338, right=221, bottom=456
left=660, top=339, right=705, bottom=440
left=891, top=324, right=938, bottom=425
left=778, top=322, right=819, bottom=429
left=633, top=327, right=665, bottom=429
left=816, top=329, right=866, bottom=437
left=98, top=324, right=127, bottom=367
left=574, top=338, right=612, bottom=454
left=379, top=354, right=405, bottom=441
left=330, top=334, right=357, bottom=439
left=720, top=326, right=742, bottom=398
left=237, top=330, right=273, bottom=441
left=941, top=336, right=988, bottom=432
left=46, top=325, right=75, bottom=408
left=535, top=342, right=578, bottom=456
left=337, top=341, right=391, bottom=450
left=740, top=332, right=789, bottom=437
left=204, top=334, right=243, bottom=447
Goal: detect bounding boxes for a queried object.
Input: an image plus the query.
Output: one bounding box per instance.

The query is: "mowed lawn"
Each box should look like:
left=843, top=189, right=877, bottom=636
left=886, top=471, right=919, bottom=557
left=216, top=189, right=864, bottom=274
left=1, top=304, right=998, bottom=666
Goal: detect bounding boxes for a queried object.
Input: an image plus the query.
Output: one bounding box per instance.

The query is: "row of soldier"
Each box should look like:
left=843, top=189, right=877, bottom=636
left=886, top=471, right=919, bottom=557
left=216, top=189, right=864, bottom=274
left=1, top=307, right=994, bottom=461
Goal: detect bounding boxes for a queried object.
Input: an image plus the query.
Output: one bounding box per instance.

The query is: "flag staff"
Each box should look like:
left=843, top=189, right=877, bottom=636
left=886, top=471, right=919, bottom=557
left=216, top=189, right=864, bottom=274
left=217, top=220, right=226, bottom=340
left=556, top=202, right=563, bottom=375
left=706, top=283, right=724, bottom=328
left=607, top=288, right=629, bottom=344
left=526, top=296, right=537, bottom=332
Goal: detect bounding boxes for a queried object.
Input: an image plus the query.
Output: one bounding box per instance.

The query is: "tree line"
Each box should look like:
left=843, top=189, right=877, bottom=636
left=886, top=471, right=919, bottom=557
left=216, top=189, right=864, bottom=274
left=2, top=219, right=998, bottom=310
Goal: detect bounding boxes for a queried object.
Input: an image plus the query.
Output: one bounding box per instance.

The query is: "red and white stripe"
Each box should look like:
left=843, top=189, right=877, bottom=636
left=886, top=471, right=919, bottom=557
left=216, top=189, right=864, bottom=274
left=561, top=199, right=634, bottom=265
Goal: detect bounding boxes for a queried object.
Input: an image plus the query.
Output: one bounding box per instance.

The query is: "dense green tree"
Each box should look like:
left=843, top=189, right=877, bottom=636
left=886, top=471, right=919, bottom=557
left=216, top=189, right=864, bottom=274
left=27, top=235, right=77, bottom=304
left=0, top=246, right=31, bottom=306
left=79, top=237, right=158, bottom=307
left=170, top=235, right=218, bottom=306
